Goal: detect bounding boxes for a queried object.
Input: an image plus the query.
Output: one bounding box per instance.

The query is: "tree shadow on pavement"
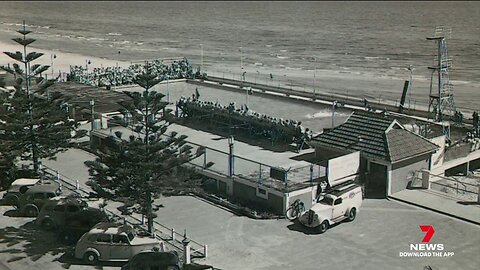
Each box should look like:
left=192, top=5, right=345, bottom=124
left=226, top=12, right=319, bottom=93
left=457, top=201, right=479, bottom=206
left=0, top=221, right=68, bottom=263
left=3, top=209, right=24, bottom=217
left=0, top=220, right=125, bottom=269
left=56, top=252, right=125, bottom=269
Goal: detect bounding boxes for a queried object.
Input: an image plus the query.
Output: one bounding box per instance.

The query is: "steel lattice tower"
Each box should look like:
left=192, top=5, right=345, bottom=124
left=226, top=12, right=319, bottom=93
left=427, top=26, right=456, bottom=124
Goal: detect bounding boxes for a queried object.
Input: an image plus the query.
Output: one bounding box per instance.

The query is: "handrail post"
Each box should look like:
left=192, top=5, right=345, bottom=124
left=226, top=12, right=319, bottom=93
left=171, top=228, right=175, bottom=241
left=204, top=244, right=208, bottom=258
left=203, top=150, right=207, bottom=169
left=259, top=163, right=262, bottom=184
left=477, top=186, right=480, bottom=204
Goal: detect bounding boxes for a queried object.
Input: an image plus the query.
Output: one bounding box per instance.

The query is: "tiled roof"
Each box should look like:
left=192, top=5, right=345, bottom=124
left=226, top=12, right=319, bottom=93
left=386, top=128, right=438, bottom=162
left=313, top=111, right=438, bottom=162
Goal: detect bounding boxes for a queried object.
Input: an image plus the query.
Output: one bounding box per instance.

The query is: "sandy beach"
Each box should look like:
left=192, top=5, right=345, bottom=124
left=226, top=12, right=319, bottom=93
left=1, top=38, right=478, bottom=118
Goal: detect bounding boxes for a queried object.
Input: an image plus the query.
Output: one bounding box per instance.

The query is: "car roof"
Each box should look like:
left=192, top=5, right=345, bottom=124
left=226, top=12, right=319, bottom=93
left=330, top=184, right=360, bottom=197
left=25, top=182, right=60, bottom=193
left=11, top=178, right=40, bottom=186
left=89, top=222, right=133, bottom=235
left=45, top=195, right=86, bottom=205
left=130, top=251, right=179, bottom=265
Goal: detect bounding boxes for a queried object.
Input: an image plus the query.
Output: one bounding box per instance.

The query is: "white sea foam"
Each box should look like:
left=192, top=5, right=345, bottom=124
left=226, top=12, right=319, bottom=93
left=107, top=32, right=122, bottom=36
left=276, top=55, right=289, bottom=59
left=305, top=110, right=333, bottom=119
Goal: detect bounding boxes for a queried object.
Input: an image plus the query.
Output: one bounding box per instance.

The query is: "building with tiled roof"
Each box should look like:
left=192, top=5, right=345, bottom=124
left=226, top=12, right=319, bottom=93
left=310, top=111, right=439, bottom=197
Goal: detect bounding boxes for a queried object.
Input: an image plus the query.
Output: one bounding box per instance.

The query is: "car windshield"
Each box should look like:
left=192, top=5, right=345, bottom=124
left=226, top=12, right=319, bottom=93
left=320, top=196, right=334, bottom=206
left=127, top=231, right=135, bottom=241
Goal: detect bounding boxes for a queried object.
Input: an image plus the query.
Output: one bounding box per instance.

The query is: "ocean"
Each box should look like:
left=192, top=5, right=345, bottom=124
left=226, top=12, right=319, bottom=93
left=0, top=1, right=479, bottom=111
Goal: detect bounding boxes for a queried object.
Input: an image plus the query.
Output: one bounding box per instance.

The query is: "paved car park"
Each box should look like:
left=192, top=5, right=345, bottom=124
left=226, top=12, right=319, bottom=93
left=1, top=193, right=479, bottom=270
left=1, top=147, right=478, bottom=270
left=152, top=195, right=480, bottom=270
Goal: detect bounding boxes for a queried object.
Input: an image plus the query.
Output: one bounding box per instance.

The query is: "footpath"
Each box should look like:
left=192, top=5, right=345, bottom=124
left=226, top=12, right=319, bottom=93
left=389, top=189, right=480, bottom=225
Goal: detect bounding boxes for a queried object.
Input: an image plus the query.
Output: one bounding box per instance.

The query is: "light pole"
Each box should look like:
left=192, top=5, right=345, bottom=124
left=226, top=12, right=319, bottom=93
left=239, top=47, right=243, bottom=76
left=228, top=136, right=235, bottom=177
left=200, top=44, right=204, bottom=73
left=51, top=54, right=56, bottom=78
left=90, top=99, right=95, bottom=132
left=408, top=65, right=414, bottom=110
left=332, top=100, right=338, bottom=128
left=313, top=56, right=316, bottom=98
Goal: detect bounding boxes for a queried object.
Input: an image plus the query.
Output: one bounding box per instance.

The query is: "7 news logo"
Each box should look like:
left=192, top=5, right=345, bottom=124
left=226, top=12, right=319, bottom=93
left=399, top=225, right=455, bottom=258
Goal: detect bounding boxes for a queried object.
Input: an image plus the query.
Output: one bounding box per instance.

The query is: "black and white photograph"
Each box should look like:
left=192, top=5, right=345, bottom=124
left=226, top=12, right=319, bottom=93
left=0, top=1, right=479, bottom=270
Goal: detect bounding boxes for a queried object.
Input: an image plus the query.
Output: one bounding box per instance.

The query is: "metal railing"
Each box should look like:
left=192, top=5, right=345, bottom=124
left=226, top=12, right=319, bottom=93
left=428, top=173, right=479, bottom=201
left=38, top=163, right=208, bottom=259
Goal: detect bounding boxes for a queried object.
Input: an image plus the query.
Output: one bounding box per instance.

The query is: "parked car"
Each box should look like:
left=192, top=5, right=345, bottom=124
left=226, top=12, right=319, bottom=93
left=16, top=182, right=62, bottom=217
left=36, top=195, right=107, bottom=231
left=121, top=250, right=181, bottom=270
left=298, top=183, right=363, bottom=233
left=121, top=250, right=215, bottom=270
left=74, top=222, right=165, bottom=264
left=2, top=178, right=41, bottom=206
left=59, top=206, right=111, bottom=244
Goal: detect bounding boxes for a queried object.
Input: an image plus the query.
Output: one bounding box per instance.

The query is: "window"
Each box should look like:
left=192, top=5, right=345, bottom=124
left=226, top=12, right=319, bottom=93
left=96, top=234, right=111, bottom=243
left=321, top=196, right=334, bottom=206
left=112, top=234, right=129, bottom=244
left=334, top=198, right=343, bottom=205
left=33, top=193, right=44, bottom=200
left=87, top=234, right=97, bottom=242
left=127, top=232, right=135, bottom=242
left=54, top=205, right=65, bottom=212
left=256, top=186, right=268, bottom=199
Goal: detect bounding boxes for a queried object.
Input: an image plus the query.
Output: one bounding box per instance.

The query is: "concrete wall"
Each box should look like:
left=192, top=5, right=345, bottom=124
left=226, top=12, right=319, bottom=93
left=390, top=154, right=430, bottom=194
left=288, top=191, right=315, bottom=212
left=232, top=181, right=286, bottom=214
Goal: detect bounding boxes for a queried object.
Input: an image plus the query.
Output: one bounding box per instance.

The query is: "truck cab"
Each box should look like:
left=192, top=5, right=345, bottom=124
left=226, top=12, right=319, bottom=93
left=298, top=183, right=363, bottom=233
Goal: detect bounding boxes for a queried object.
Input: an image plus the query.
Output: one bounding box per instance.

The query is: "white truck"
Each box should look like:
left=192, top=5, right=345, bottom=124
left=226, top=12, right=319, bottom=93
left=298, top=183, right=363, bottom=233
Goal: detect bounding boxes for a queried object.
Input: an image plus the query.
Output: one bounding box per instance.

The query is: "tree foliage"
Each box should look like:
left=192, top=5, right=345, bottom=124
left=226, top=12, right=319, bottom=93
left=85, top=71, right=208, bottom=233
left=0, top=21, right=86, bottom=177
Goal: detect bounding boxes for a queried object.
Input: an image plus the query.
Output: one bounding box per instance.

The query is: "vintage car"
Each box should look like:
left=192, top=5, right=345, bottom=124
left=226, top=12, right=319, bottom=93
left=121, top=250, right=214, bottom=270
left=2, top=178, right=42, bottom=206
left=74, top=222, right=165, bottom=264
left=15, top=182, right=62, bottom=217
left=121, top=250, right=181, bottom=270
left=298, top=183, right=363, bottom=233
left=36, top=195, right=107, bottom=231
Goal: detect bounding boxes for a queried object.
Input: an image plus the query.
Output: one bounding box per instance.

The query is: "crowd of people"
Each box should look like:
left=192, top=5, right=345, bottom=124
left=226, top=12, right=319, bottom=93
left=67, top=58, right=202, bottom=87
left=175, top=96, right=313, bottom=150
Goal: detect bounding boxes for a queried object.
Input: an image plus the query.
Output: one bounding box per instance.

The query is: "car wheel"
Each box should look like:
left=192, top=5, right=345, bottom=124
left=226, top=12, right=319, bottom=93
left=84, top=251, right=98, bottom=264
left=318, top=220, right=329, bottom=234
left=348, top=208, right=357, bottom=222
left=25, top=206, right=39, bottom=217
left=42, top=219, right=55, bottom=231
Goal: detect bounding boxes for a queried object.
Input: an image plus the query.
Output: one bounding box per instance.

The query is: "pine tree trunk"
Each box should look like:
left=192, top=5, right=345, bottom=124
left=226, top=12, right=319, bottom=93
left=30, top=124, right=39, bottom=174
left=146, top=190, right=153, bottom=234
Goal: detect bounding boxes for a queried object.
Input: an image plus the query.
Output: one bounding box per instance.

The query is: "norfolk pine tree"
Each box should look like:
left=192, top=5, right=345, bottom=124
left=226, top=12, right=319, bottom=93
left=85, top=68, right=211, bottom=233
left=0, top=21, right=86, bottom=176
